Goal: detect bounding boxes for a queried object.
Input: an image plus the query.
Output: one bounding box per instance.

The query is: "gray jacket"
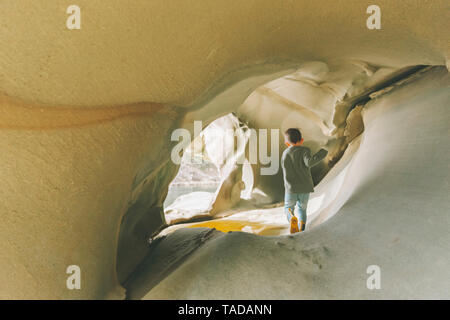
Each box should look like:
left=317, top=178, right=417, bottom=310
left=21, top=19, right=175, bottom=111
left=281, top=146, right=328, bottom=194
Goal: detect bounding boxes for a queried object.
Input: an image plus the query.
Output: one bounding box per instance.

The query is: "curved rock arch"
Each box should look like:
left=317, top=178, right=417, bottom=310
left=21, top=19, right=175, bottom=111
left=0, top=0, right=448, bottom=299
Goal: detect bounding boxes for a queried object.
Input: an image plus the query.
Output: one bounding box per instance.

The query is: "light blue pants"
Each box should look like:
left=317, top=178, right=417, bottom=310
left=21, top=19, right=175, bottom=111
left=284, top=193, right=310, bottom=228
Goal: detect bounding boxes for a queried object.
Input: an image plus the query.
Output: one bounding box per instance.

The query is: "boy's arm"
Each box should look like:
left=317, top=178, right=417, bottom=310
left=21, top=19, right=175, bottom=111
left=303, top=148, right=328, bottom=168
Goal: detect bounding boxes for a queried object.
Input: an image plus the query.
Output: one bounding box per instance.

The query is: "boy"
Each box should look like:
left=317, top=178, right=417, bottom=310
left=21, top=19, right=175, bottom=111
left=281, top=128, right=328, bottom=234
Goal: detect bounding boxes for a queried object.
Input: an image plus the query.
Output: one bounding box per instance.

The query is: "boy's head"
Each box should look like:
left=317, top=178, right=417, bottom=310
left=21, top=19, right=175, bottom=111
left=284, top=128, right=303, bottom=146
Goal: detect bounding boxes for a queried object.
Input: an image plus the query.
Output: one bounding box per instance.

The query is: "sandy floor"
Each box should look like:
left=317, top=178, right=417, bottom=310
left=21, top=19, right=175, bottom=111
left=172, top=206, right=290, bottom=236
left=160, top=194, right=329, bottom=237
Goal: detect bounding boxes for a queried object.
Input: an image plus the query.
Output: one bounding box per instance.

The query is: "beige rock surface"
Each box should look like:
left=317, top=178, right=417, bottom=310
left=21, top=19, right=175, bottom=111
left=0, top=1, right=448, bottom=299
left=142, top=67, right=450, bottom=299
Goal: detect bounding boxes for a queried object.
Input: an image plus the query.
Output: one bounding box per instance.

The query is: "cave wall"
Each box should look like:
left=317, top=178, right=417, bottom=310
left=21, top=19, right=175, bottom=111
left=0, top=0, right=448, bottom=299
left=142, top=66, right=450, bottom=299
left=0, top=96, right=180, bottom=298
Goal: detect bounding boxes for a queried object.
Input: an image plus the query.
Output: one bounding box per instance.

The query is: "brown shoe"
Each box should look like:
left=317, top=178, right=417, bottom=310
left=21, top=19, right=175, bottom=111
left=290, top=216, right=299, bottom=234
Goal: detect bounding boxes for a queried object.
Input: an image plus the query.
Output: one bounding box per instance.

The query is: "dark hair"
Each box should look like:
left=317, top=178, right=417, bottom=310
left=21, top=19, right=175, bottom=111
left=284, top=128, right=302, bottom=143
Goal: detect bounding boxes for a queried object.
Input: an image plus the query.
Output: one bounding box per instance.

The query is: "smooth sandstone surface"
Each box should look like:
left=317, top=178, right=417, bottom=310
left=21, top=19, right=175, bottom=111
left=0, top=1, right=449, bottom=299
left=1, top=0, right=448, bottom=107
left=143, top=67, right=450, bottom=299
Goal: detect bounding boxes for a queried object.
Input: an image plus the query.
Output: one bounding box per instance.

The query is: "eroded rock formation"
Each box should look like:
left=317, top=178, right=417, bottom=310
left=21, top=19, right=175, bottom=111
left=0, top=0, right=448, bottom=299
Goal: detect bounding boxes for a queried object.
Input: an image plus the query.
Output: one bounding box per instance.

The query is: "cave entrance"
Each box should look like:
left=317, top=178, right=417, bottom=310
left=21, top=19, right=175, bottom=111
left=161, top=111, right=295, bottom=237
left=163, top=113, right=262, bottom=229
left=163, top=132, right=221, bottom=224
left=160, top=60, right=395, bottom=237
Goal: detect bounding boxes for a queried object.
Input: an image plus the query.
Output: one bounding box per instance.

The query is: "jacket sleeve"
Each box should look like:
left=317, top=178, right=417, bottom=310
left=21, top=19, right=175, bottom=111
left=303, top=148, right=328, bottom=168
